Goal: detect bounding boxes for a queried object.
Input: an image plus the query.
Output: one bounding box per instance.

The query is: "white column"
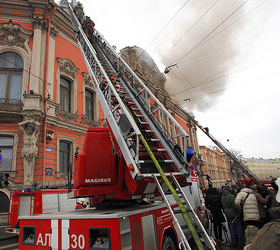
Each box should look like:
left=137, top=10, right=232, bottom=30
left=30, top=18, right=43, bottom=93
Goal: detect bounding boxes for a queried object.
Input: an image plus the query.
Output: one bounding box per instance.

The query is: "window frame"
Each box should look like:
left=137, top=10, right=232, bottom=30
left=0, top=52, right=23, bottom=100
left=85, top=88, right=94, bottom=120
left=56, top=58, right=78, bottom=115
left=59, top=140, right=71, bottom=173
left=0, top=132, right=19, bottom=177
left=59, top=77, right=71, bottom=113
left=56, top=136, right=75, bottom=178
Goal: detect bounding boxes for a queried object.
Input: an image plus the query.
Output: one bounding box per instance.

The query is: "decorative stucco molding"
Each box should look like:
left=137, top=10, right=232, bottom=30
left=56, top=57, right=79, bottom=78
left=0, top=19, right=33, bottom=53
left=32, top=16, right=47, bottom=31
left=50, top=26, right=59, bottom=38
left=82, top=72, right=94, bottom=88
left=19, top=120, right=40, bottom=187
left=55, top=109, right=79, bottom=122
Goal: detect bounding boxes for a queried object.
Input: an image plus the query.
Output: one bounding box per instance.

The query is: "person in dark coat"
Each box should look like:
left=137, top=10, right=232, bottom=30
left=205, top=187, right=225, bottom=242
left=244, top=206, right=280, bottom=250
left=73, top=2, right=85, bottom=23
left=82, top=16, right=95, bottom=43
left=221, top=185, right=243, bottom=247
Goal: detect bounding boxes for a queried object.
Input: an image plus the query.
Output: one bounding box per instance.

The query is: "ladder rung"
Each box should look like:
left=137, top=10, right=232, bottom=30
left=184, top=229, right=204, bottom=236
left=139, top=159, right=174, bottom=164
left=139, top=148, right=166, bottom=152
left=173, top=208, right=192, bottom=214
left=128, top=138, right=160, bottom=142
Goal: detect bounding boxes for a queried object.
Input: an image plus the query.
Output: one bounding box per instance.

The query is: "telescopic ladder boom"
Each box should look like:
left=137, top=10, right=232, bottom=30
left=193, top=120, right=261, bottom=186
left=67, top=3, right=215, bottom=249
left=67, top=3, right=190, bottom=179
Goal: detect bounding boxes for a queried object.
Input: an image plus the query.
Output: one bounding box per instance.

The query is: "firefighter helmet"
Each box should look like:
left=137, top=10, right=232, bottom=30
left=77, top=198, right=86, bottom=205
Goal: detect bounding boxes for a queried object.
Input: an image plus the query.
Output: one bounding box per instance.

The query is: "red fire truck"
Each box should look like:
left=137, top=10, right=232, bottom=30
left=6, top=189, right=77, bottom=234
left=18, top=128, right=212, bottom=250
left=18, top=2, right=216, bottom=250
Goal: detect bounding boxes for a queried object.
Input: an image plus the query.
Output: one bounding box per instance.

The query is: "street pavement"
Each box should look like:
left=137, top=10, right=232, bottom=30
left=0, top=213, right=18, bottom=250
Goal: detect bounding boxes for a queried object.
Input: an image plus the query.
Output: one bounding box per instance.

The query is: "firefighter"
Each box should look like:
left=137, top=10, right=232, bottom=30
left=186, top=146, right=194, bottom=163
left=82, top=16, right=95, bottom=43
left=73, top=1, right=85, bottom=23
left=75, top=198, right=87, bottom=210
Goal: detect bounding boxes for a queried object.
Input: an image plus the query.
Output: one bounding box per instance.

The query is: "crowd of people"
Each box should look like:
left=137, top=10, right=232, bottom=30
left=204, top=178, right=280, bottom=250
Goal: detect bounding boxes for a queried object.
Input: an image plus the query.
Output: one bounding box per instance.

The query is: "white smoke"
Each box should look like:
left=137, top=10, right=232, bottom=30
left=150, top=0, right=251, bottom=112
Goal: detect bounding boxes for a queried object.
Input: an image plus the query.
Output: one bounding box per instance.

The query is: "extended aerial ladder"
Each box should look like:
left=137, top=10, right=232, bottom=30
left=66, top=2, right=216, bottom=249
left=192, top=119, right=261, bottom=186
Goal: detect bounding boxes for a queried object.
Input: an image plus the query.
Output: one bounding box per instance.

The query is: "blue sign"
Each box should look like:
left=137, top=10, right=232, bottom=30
left=45, top=168, right=53, bottom=176
left=0, top=153, right=3, bottom=165
left=45, top=146, right=53, bottom=152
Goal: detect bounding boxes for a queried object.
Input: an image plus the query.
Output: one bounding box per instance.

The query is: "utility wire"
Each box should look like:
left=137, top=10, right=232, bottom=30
left=178, top=69, right=280, bottom=104
left=174, top=0, right=249, bottom=65
left=0, top=55, right=51, bottom=97
left=162, top=0, right=219, bottom=59
left=178, top=0, right=268, bottom=65
left=133, top=0, right=190, bottom=62
left=170, top=30, right=280, bottom=98
left=178, top=24, right=280, bottom=65
left=171, top=52, right=280, bottom=97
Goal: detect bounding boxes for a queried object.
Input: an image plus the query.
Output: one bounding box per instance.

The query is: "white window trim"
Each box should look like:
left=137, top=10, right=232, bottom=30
left=56, top=58, right=78, bottom=114
left=83, top=87, right=98, bottom=121
left=56, top=136, right=76, bottom=178
left=57, top=74, right=77, bottom=114
left=82, top=73, right=99, bottom=122
left=0, top=131, right=19, bottom=177
left=0, top=47, right=31, bottom=102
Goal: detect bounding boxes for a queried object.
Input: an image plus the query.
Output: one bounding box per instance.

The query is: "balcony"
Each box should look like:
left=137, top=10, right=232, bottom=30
left=0, top=98, right=23, bottom=121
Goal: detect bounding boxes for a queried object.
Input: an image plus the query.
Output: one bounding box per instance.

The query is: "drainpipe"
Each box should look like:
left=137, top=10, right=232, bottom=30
left=42, top=2, right=57, bottom=185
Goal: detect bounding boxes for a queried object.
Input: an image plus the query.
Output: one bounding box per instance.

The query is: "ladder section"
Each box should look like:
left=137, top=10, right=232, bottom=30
left=68, top=4, right=141, bottom=179
left=154, top=174, right=216, bottom=250
left=93, top=31, right=190, bottom=171
left=67, top=2, right=191, bottom=176
left=68, top=3, right=191, bottom=177
left=89, top=36, right=187, bottom=176
left=194, top=120, right=261, bottom=185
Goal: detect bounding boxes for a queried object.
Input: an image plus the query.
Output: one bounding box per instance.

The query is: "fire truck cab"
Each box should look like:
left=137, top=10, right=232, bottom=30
left=19, top=202, right=188, bottom=250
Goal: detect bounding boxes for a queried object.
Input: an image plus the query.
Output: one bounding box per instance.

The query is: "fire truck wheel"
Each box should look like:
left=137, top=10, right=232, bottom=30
left=162, top=236, right=176, bottom=250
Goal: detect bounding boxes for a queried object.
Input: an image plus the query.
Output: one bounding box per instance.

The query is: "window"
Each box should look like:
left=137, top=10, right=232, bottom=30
left=0, top=136, right=14, bottom=171
left=0, top=52, right=23, bottom=100
left=59, top=141, right=71, bottom=173
left=85, top=89, right=94, bottom=120
left=60, top=77, right=71, bottom=112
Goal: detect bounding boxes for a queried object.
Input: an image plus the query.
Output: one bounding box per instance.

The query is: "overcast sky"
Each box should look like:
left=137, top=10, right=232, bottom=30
left=73, top=0, right=280, bottom=160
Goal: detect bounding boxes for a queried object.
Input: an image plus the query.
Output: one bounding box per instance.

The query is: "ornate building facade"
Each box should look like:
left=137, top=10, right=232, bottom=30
left=199, top=146, right=232, bottom=188
left=0, top=0, right=102, bottom=209
left=0, top=1, right=205, bottom=213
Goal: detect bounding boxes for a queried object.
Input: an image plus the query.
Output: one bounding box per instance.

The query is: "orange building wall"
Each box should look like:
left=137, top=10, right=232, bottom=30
left=199, top=146, right=232, bottom=188
left=0, top=2, right=105, bottom=188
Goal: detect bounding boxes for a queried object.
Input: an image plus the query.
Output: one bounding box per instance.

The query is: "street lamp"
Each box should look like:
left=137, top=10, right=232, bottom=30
left=164, top=64, right=177, bottom=74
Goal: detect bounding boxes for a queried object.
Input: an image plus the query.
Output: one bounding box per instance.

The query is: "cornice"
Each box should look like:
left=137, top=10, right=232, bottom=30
left=46, top=116, right=88, bottom=133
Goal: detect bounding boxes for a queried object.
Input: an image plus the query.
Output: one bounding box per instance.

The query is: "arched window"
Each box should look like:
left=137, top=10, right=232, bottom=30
left=0, top=52, right=23, bottom=100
